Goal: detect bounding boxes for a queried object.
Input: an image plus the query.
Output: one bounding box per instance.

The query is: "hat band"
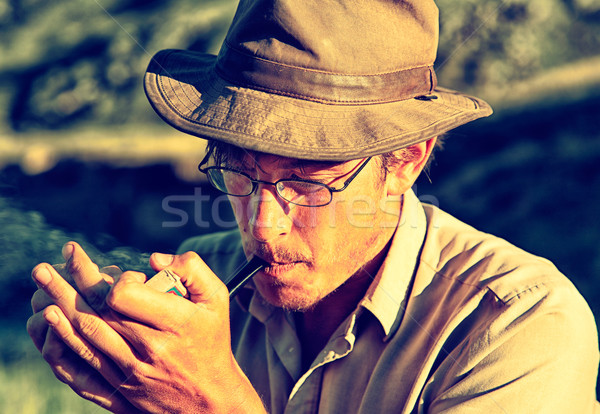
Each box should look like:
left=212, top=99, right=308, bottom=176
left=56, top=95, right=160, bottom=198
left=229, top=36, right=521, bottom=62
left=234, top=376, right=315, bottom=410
left=215, top=44, right=436, bottom=105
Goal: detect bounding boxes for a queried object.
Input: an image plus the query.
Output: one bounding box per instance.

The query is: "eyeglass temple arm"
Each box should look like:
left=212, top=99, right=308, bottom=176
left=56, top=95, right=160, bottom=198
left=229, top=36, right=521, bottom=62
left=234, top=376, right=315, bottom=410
left=330, top=157, right=372, bottom=193
left=197, top=151, right=213, bottom=171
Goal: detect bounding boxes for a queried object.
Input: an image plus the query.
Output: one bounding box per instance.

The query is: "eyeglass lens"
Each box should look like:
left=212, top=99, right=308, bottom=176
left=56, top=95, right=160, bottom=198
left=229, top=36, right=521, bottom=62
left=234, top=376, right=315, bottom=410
left=207, top=168, right=332, bottom=206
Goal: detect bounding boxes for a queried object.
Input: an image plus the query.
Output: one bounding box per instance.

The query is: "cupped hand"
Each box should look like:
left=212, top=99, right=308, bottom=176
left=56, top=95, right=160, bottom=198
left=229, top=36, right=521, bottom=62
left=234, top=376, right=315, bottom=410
left=28, top=242, right=265, bottom=413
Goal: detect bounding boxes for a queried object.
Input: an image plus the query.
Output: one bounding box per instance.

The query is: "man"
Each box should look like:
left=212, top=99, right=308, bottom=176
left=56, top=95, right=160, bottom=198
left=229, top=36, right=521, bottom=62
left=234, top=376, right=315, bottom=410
left=27, top=0, right=599, bottom=412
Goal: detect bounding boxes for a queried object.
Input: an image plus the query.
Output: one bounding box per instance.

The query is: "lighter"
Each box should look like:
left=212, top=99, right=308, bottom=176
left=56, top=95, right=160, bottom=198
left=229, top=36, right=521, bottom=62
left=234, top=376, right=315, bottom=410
left=145, top=256, right=267, bottom=300
left=145, top=268, right=188, bottom=297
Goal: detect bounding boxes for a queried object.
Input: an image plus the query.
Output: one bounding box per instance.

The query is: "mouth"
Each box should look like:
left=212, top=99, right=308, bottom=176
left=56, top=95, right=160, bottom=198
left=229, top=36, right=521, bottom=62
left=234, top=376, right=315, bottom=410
left=249, top=245, right=310, bottom=280
left=259, top=259, right=307, bottom=278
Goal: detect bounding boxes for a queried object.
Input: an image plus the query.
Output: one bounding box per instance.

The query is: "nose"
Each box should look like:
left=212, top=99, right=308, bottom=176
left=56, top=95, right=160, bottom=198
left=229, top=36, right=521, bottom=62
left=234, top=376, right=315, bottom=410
left=247, top=185, right=292, bottom=242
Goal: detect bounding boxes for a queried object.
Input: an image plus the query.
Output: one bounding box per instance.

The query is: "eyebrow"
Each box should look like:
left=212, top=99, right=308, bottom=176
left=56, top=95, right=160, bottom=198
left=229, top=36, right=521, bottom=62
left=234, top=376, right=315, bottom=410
left=287, top=159, right=343, bottom=172
left=231, top=156, right=343, bottom=174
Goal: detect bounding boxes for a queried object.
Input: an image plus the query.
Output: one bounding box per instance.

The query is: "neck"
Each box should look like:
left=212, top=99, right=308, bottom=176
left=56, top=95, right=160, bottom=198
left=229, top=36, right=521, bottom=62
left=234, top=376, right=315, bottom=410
left=293, top=239, right=392, bottom=371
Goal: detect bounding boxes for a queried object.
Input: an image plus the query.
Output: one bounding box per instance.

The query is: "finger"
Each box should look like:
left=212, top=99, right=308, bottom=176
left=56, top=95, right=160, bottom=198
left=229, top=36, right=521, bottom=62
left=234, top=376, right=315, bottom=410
left=62, top=242, right=112, bottom=314
left=106, top=270, right=194, bottom=331
left=105, top=252, right=227, bottom=336
left=51, top=263, right=121, bottom=288
left=41, top=325, right=140, bottom=414
left=169, top=251, right=228, bottom=305
left=31, top=288, right=53, bottom=313
left=43, top=305, right=128, bottom=387
left=74, top=376, right=144, bottom=414
left=113, top=251, right=227, bottom=309
left=149, top=252, right=174, bottom=273
left=26, top=311, right=49, bottom=352
left=32, top=264, right=135, bottom=368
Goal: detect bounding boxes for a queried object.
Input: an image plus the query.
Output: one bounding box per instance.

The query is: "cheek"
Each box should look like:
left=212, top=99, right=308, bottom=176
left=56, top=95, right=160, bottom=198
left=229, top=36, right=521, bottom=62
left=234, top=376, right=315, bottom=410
left=323, top=195, right=381, bottom=234
left=228, top=196, right=249, bottom=227
left=296, top=204, right=362, bottom=262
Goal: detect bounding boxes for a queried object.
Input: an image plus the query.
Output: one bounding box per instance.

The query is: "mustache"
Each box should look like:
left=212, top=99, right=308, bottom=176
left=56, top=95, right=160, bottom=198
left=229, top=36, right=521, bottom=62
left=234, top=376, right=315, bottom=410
left=252, top=243, right=311, bottom=264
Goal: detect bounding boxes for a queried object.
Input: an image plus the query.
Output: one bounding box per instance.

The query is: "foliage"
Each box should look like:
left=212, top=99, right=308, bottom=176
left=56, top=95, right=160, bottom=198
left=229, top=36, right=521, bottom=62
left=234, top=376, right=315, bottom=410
left=0, top=0, right=237, bottom=132
left=436, top=0, right=600, bottom=94
left=1, top=0, right=599, bottom=133
left=0, top=325, right=101, bottom=413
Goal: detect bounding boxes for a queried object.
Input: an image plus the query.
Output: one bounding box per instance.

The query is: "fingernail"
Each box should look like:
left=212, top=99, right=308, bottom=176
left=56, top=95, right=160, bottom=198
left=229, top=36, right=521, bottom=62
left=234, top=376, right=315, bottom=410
left=44, top=310, right=59, bottom=326
left=33, top=266, right=52, bottom=286
left=62, top=243, right=74, bottom=261
left=153, top=253, right=174, bottom=267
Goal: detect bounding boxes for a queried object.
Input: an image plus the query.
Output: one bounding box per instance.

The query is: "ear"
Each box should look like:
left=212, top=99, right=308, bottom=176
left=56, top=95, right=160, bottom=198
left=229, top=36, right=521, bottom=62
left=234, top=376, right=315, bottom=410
left=385, top=137, right=437, bottom=196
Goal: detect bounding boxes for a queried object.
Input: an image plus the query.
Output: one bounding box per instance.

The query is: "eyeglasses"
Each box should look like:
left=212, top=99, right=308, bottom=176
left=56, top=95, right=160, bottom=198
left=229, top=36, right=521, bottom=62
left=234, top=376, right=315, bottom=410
left=198, top=157, right=372, bottom=207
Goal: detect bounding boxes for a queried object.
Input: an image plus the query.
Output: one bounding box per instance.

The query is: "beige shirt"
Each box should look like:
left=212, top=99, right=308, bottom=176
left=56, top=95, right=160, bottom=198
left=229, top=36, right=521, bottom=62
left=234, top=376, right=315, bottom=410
left=179, top=189, right=599, bottom=413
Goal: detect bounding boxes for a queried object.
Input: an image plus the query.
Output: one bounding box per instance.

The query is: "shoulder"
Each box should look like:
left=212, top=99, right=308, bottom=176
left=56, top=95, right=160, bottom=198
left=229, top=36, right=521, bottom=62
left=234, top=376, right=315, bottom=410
left=411, top=204, right=599, bottom=410
left=416, top=202, right=598, bottom=355
left=419, top=203, right=580, bottom=304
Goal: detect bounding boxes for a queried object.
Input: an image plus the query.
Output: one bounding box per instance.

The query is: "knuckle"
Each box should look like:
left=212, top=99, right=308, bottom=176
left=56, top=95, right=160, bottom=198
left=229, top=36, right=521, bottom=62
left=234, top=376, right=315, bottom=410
left=77, top=345, right=99, bottom=368
left=67, top=258, right=99, bottom=276
left=73, top=314, right=103, bottom=340
left=122, top=358, right=146, bottom=379
left=105, top=277, right=132, bottom=310
left=180, top=250, right=200, bottom=261
left=177, top=251, right=209, bottom=277
left=51, top=284, right=71, bottom=303
left=178, top=251, right=202, bottom=269
left=42, top=319, right=102, bottom=370
left=105, top=288, right=120, bottom=310
left=66, top=259, right=84, bottom=275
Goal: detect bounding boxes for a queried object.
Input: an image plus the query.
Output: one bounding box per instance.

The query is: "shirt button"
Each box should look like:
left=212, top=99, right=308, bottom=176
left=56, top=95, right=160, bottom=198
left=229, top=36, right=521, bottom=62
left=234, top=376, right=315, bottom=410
left=333, top=338, right=350, bottom=354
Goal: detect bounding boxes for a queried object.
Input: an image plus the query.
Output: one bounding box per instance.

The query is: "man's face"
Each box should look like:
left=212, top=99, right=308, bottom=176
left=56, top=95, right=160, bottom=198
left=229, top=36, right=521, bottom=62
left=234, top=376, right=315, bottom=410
left=227, top=153, right=399, bottom=311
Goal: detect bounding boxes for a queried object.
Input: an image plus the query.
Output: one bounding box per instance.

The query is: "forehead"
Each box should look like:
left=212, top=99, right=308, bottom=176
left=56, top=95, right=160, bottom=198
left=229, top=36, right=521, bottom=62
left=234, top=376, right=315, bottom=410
left=231, top=151, right=348, bottom=173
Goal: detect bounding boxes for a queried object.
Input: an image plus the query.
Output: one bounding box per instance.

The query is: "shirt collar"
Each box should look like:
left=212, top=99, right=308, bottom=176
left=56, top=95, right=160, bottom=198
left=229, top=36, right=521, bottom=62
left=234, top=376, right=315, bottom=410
left=358, top=188, right=427, bottom=338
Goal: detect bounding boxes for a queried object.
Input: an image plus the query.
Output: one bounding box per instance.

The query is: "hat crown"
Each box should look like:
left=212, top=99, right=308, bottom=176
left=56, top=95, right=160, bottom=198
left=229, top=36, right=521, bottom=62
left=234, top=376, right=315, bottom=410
left=144, top=0, right=492, bottom=162
left=215, top=0, right=440, bottom=104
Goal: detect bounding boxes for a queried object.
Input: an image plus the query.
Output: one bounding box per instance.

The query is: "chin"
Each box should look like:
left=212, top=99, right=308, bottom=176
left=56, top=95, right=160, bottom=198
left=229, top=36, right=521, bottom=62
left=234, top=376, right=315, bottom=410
left=256, top=283, right=322, bottom=312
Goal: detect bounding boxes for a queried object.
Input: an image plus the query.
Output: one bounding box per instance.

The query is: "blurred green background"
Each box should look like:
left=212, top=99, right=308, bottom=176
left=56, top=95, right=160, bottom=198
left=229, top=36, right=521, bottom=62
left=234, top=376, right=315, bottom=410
left=1, top=0, right=600, bottom=411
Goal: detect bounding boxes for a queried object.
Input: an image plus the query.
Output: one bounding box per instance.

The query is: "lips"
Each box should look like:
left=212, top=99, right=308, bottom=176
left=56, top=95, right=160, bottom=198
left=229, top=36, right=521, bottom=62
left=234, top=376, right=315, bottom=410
left=250, top=245, right=310, bottom=278
left=261, top=261, right=302, bottom=276
left=254, top=255, right=308, bottom=279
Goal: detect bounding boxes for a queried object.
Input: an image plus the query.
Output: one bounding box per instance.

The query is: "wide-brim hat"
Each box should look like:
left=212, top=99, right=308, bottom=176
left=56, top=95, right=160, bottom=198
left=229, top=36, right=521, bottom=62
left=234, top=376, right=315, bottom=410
left=144, top=0, right=492, bottom=161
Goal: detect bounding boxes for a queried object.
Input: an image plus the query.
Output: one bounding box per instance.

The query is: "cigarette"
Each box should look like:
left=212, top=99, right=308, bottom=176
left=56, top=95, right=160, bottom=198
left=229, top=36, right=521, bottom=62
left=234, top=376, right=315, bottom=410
left=226, top=256, right=267, bottom=299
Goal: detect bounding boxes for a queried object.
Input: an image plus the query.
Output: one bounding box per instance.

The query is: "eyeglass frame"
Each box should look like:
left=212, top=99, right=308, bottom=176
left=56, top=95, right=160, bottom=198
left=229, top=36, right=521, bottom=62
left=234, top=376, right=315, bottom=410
left=198, top=156, right=372, bottom=207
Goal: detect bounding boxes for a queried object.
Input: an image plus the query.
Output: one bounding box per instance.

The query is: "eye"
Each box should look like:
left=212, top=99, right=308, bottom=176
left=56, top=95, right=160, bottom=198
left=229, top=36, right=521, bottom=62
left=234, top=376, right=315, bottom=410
left=289, top=174, right=327, bottom=185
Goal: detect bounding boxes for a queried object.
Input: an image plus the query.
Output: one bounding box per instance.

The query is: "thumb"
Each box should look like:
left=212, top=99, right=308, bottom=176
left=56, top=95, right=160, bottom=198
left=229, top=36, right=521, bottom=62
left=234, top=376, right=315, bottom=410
left=149, top=252, right=174, bottom=272
left=163, top=251, right=228, bottom=305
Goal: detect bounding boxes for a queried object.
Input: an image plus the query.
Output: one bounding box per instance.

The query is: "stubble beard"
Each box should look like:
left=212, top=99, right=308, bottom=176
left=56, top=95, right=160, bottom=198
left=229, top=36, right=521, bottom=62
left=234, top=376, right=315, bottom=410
left=259, top=226, right=390, bottom=313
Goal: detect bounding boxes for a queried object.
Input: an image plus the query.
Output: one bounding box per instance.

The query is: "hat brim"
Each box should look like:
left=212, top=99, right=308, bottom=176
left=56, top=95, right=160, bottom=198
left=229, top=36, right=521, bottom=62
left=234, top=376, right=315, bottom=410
left=144, top=49, right=493, bottom=161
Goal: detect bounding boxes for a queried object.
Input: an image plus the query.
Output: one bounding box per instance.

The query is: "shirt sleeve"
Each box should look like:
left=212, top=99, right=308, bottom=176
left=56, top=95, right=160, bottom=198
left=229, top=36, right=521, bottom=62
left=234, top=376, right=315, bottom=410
left=426, top=279, right=599, bottom=413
